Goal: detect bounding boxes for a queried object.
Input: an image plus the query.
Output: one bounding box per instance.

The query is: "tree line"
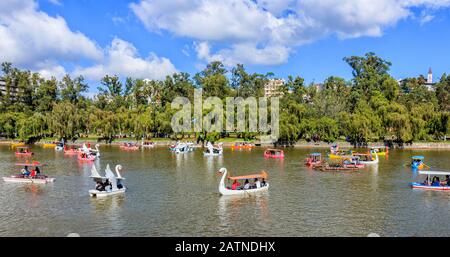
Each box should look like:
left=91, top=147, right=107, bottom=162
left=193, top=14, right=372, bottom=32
left=0, top=52, right=449, bottom=145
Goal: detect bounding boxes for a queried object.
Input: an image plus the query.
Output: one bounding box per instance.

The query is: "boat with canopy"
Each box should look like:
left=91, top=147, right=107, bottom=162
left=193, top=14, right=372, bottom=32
left=305, top=153, right=322, bottom=167
left=314, top=160, right=360, bottom=172
left=3, top=162, right=55, bottom=184
left=264, top=149, right=284, bottom=159
left=89, top=164, right=126, bottom=197
left=64, top=145, right=80, bottom=155
left=141, top=140, right=155, bottom=148
left=217, top=168, right=269, bottom=196
left=411, top=170, right=450, bottom=191
left=170, top=142, right=194, bottom=154
left=15, top=147, right=34, bottom=157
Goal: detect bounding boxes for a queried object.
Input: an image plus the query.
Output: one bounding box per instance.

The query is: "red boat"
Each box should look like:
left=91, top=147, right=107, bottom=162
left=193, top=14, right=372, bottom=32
left=15, top=147, right=34, bottom=157
left=78, top=152, right=96, bottom=162
left=305, top=153, right=322, bottom=167
left=264, top=149, right=284, bottom=159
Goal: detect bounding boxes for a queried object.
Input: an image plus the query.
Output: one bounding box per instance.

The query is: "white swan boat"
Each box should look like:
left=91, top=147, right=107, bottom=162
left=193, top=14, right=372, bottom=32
left=217, top=168, right=269, bottom=196
left=3, top=162, right=55, bottom=184
left=353, top=152, right=379, bottom=165
left=80, top=143, right=100, bottom=158
left=204, top=142, right=223, bottom=156
left=89, top=164, right=126, bottom=197
left=171, top=143, right=194, bottom=154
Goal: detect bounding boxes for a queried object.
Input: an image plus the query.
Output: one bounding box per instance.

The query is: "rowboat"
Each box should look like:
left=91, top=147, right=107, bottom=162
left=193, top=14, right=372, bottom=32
left=342, top=156, right=365, bottom=169
left=314, top=163, right=360, bottom=172
left=120, top=143, right=140, bottom=151
left=353, top=152, right=379, bottom=165
left=231, top=142, right=254, bottom=150
left=15, top=147, right=34, bottom=157
left=411, top=170, right=450, bottom=191
left=264, top=149, right=284, bottom=159
left=217, top=168, right=269, bottom=196
left=64, top=147, right=79, bottom=155
left=141, top=141, right=155, bottom=148
left=305, top=153, right=322, bottom=167
left=411, top=156, right=425, bottom=170
left=89, top=164, right=126, bottom=197
left=3, top=162, right=55, bottom=184
left=370, top=147, right=389, bottom=156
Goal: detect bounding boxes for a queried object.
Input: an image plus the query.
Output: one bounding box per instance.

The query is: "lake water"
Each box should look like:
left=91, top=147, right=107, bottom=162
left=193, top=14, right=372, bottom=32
left=0, top=145, right=450, bottom=237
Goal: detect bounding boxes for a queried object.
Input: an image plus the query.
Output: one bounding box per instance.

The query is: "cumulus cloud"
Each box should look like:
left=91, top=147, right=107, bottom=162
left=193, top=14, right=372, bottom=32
left=0, top=0, right=102, bottom=77
left=131, top=0, right=450, bottom=66
left=74, top=38, right=177, bottom=81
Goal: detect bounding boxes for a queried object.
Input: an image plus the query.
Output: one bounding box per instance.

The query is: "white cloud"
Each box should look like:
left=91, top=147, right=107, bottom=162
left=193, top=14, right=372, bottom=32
left=74, top=38, right=177, bottom=81
left=131, top=0, right=450, bottom=66
left=0, top=0, right=102, bottom=77
left=48, top=0, right=62, bottom=6
left=0, top=0, right=178, bottom=81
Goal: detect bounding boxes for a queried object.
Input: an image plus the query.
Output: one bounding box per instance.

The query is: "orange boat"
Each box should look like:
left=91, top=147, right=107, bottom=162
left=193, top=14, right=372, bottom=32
left=231, top=142, right=254, bottom=150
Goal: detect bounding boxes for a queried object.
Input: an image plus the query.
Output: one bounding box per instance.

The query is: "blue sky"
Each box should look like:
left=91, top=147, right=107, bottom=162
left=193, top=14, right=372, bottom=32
left=1, top=0, right=450, bottom=91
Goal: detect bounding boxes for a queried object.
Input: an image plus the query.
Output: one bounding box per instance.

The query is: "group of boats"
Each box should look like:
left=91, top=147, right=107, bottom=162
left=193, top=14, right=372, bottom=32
left=4, top=140, right=449, bottom=197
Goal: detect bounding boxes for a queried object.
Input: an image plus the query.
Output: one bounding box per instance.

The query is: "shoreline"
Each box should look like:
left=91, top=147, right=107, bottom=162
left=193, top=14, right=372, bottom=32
left=1, top=139, right=450, bottom=149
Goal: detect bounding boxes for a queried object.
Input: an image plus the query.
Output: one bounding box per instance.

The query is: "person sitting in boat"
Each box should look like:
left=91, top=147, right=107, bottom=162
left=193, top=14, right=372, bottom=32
left=35, top=166, right=41, bottom=176
left=261, top=178, right=266, bottom=187
left=231, top=180, right=241, bottom=190
left=117, top=181, right=124, bottom=189
left=103, top=179, right=112, bottom=191
left=30, top=169, right=36, bottom=178
left=22, top=166, right=31, bottom=177
left=95, top=181, right=105, bottom=191
left=254, top=178, right=261, bottom=189
left=243, top=179, right=250, bottom=190
left=432, top=177, right=440, bottom=187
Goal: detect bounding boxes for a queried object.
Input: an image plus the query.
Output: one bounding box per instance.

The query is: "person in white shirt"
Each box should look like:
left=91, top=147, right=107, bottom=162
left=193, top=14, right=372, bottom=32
left=243, top=180, right=250, bottom=190
left=254, top=178, right=261, bottom=188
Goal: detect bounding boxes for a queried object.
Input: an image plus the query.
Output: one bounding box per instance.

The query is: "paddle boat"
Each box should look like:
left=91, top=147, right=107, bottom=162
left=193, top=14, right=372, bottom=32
left=170, top=142, right=194, bottom=154
left=370, top=146, right=389, bottom=156
left=305, top=153, right=322, bottom=167
left=231, top=142, right=254, bottom=150
left=89, top=164, right=126, bottom=197
left=342, top=156, right=365, bottom=169
left=328, top=150, right=353, bottom=160
left=353, top=152, right=379, bottom=165
left=15, top=147, right=34, bottom=157
left=78, top=152, right=96, bottom=162
left=217, top=167, right=269, bottom=196
left=3, top=162, right=55, bottom=184
left=55, top=142, right=65, bottom=151
left=411, top=156, right=426, bottom=170
left=80, top=143, right=101, bottom=158
left=264, top=149, right=284, bottom=159
left=120, top=143, right=140, bottom=151
left=411, top=170, right=450, bottom=191
left=204, top=142, right=223, bottom=156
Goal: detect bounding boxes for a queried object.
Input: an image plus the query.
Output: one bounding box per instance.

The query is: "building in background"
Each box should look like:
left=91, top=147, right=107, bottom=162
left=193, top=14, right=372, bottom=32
left=424, top=67, right=436, bottom=91
left=0, top=77, right=19, bottom=102
left=264, top=79, right=285, bottom=97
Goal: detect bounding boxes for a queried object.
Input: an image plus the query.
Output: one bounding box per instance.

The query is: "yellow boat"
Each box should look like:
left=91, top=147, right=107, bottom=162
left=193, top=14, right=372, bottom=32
left=10, top=142, right=25, bottom=149
left=370, top=147, right=389, bottom=156
left=328, top=150, right=353, bottom=159
left=42, top=142, right=57, bottom=148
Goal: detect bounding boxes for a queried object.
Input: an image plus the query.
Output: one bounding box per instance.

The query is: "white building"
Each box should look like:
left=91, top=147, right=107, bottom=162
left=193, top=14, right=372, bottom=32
left=424, top=67, right=436, bottom=91
left=264, top=79, right=284, bottom=97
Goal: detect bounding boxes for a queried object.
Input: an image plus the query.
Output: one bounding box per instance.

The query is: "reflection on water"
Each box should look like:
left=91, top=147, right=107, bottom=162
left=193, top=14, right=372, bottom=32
left=0, top=146, right=450, bottom=236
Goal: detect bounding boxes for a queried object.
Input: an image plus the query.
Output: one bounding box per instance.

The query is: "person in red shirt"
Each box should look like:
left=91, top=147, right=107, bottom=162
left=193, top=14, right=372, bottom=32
left=231, top=180, right=241, bottom=190
left=30, top=169, right=36, bottom=178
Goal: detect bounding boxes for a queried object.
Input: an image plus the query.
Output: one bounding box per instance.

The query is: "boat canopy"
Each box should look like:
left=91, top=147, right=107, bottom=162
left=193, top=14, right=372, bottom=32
left=412, top=156, right=425, bottom=160
left=353, top=153, right=371, bottom=156
left=418, top=170, right=450, bottom=176
left=16, top=147, right=29, bottom=149
left=310, top=153, right=321, bottom=156
left=228, top=171, right=268, bottom=181
left=15, top=162, right=44, bottom=167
